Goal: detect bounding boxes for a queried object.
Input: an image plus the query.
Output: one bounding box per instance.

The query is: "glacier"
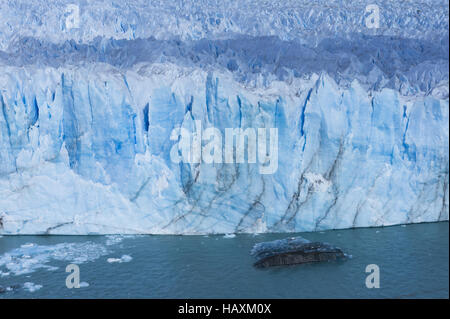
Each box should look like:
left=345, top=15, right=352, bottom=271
left=0, top=0, right=448, bottom=234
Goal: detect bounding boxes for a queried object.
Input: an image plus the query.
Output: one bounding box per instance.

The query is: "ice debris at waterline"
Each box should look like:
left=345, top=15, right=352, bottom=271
left=0, top=284, right=27, bottom=293
left=251, top=237, right=346, bottom=268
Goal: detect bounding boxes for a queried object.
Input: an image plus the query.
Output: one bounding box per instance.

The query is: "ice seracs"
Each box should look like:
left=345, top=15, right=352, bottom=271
left=0, top=65, right=447, bottom=235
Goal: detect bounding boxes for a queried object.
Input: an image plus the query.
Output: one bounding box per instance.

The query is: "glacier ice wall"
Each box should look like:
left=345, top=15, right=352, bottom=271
left=0, top=0, right=448, bottom=234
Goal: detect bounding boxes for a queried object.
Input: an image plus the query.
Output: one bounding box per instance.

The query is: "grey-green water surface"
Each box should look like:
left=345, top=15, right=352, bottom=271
left=0, top=222, right=448, bottom=298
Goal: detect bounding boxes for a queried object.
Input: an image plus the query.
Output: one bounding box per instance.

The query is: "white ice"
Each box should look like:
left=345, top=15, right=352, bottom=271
left=0, top=0, right=448, bottom=235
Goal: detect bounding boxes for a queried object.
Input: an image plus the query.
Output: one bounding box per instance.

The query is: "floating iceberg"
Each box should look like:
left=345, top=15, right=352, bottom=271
left=107, top=255, right=133, bottom=263
left=23, top=282, right=43, bottom=293
left=251, top=236, right=346, bottom=268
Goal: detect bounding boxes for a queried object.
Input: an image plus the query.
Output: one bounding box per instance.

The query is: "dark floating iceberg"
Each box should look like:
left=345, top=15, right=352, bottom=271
left=0, top=284, right=21, bottom=293
left=251, top=236, right=346, bottom=268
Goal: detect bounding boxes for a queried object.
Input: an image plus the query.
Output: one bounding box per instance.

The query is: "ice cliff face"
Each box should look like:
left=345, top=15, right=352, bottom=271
left=0, top=0, right=448, bottom=234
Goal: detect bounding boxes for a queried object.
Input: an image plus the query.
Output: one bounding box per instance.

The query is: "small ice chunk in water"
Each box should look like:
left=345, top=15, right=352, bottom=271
left=23, top=282, right=42, bottom=292
left=107, top=255, right=132, bottom=263
left=120, top=255, right=132, bottom=262
left=0, top=284, right=21, bottom=293
left=106, top=235, right=124, bottom=246
left=107, top=258, right=121, bottom=263
left=224, top=234, right=236, bottom=238
left=21, top=243, right=35, bottom=248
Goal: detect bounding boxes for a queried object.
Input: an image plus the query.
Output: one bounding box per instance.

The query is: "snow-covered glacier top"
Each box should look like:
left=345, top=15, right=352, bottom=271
left=1, top=0, right=448, bottom=47
left=1, top=0, right=448, bottom=97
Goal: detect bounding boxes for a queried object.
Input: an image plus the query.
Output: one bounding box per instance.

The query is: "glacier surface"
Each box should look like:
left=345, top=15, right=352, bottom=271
left=0, top=0, right=448, bottom=234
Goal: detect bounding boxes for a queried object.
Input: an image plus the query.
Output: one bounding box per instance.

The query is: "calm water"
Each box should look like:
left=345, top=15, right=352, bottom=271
left=0, top=222, right=448, bottom=298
